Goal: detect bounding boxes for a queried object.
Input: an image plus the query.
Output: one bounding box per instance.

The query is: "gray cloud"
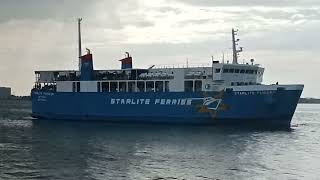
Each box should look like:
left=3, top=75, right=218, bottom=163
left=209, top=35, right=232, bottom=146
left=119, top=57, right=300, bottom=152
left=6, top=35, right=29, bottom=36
left=173, top=0, right=320, bottom=7
left=156, top=7, right=182, bottom=14
left=0, top=0, right=93, bottom=22
left=0, top=0, right=153, bottom=30
left=0, top=0, right=319, bottom=97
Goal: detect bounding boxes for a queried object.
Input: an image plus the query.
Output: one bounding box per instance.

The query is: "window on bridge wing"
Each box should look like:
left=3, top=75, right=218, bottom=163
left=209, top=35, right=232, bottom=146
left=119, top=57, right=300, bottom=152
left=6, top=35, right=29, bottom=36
left=215, top=68, right=221, bottom=73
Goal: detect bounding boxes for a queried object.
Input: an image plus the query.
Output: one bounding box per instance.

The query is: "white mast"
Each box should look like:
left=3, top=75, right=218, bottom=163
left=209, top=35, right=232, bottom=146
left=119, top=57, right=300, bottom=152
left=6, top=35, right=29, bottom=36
left=232, top=28, right=243, bottom=64
left=78, top=18, right=82, bottom=70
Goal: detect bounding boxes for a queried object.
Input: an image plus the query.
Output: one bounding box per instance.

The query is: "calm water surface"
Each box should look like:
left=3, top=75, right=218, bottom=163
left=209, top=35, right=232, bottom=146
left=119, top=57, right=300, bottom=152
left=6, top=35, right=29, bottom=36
left=0, top=100, right=319, bottom=180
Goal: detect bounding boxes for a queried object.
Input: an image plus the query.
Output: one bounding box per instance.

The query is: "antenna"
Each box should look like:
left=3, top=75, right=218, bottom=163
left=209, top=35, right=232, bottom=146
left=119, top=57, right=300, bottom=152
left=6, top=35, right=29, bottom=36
left=186, top=58, right=189, bottom=68
left=222, top=51, right=225, bottom=64
left=78, top=18, right=82, bottom=71
left=211, top=56, right=214, bottom=80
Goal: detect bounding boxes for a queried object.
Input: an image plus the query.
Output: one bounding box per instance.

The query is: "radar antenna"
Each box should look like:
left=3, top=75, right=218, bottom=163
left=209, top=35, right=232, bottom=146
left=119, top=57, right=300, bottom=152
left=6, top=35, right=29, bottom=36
left=232, top=28, right=243, bottom=64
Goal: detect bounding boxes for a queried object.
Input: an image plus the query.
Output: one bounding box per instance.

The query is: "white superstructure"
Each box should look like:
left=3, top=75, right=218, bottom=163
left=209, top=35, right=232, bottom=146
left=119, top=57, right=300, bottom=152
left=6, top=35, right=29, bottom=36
left=34, top=28, right=266, bottom=93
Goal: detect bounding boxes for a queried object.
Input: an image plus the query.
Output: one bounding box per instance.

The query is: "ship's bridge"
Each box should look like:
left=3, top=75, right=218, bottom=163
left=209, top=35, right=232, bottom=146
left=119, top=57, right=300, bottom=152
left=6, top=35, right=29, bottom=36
left=211, top=62, right=264, bottom=86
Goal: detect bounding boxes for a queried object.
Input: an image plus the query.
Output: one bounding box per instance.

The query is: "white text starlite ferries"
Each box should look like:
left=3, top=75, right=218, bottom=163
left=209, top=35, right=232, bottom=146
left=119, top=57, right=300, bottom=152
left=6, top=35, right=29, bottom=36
left=31, top=19, right=304, bottom=127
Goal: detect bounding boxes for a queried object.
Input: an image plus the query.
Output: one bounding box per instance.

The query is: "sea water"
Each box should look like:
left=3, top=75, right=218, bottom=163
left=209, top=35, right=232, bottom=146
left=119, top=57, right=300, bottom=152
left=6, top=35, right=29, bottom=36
left=0, top=100, right=319, bottom=179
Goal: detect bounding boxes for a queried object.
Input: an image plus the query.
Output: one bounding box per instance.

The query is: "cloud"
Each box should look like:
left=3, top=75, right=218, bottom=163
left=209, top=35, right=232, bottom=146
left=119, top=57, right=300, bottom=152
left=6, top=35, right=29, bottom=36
left=172, top=0, right=320, bottom=7
left=0, top=0, right=94, bottom=22
left=0, top=0, right=319, bottom=97
left=0, top=0, right=153, bottom=30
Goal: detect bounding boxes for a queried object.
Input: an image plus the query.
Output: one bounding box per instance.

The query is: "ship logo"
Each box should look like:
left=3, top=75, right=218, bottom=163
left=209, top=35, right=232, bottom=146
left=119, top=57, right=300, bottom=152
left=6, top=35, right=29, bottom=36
left=202, top=97, right=222, bottom=110
left=194, top=91, right=230, bottom=118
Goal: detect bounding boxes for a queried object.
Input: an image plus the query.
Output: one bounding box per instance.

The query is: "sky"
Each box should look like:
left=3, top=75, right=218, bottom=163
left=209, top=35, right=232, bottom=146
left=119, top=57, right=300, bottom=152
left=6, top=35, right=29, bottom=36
left=0, top=0, right=319, bottom=97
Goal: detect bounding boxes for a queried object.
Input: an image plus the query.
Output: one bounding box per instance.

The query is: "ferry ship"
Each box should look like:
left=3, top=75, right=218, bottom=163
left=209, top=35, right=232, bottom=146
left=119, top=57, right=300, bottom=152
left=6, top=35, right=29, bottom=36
left=31, top=19, right=304, bottom=127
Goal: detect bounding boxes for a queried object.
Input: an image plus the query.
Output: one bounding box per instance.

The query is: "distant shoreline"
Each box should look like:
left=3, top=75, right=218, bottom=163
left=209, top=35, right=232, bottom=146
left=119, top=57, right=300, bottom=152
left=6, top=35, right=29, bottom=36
left=299, top=98, right=320, bottom=104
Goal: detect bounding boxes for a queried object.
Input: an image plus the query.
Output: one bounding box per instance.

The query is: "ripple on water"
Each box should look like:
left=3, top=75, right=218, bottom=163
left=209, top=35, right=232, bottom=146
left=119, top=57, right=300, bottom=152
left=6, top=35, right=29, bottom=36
left=1, top=103, right=320, bottom=179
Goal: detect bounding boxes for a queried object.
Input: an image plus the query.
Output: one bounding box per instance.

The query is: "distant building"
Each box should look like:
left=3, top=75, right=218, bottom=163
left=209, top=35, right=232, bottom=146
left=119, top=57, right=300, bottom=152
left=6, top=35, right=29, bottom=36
left=0, top=87, right=11, bottom=99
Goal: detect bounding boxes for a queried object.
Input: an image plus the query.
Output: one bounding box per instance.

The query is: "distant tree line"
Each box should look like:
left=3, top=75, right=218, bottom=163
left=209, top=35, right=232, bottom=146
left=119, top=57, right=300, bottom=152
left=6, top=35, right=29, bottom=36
left=299, top=98, right=320, bottom=104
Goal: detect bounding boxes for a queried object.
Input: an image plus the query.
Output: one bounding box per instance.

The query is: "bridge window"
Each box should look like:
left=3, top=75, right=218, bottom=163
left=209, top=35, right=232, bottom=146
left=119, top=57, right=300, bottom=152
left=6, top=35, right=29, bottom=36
left=146, top=81, right=154, bottom=92
left=223, top=69, right=228, bottom=73
left=184, top=81, right=193, bottom=92
left=155, top=81, right=164, bottom=92
left=235, top=69, right=240, bottom=73
left=240, top=69, right=245, bottom=73
left=229, top=69, right=234, bottom=73
left=215, top=68, right=221, bottom=73
left=110, top=82, right=118, bottom=92
left=137, top=81, right=145, bottom=92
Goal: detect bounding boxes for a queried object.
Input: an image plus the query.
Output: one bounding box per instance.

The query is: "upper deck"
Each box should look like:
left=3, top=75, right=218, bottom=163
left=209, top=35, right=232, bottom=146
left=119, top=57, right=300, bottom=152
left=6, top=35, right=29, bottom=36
left=32, top=22, right=266, bottom=93
left=34, top=61, right=264, bottom=93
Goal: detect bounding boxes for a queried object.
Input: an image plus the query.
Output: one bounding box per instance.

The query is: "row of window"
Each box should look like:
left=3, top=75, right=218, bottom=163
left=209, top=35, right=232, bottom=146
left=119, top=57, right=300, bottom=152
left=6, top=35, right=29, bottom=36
left=230, top=82, right=257, bottom=86
left=97, top=81, right=170, bottom=93
left=71, top=81, right=205, bottom=93
left=215, top=68, right=260, bottom=74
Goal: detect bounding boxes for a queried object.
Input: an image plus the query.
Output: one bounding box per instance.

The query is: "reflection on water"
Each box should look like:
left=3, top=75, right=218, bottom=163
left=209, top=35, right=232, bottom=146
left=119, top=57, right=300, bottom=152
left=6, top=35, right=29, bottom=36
left=0, top=103, right=320, bottom=179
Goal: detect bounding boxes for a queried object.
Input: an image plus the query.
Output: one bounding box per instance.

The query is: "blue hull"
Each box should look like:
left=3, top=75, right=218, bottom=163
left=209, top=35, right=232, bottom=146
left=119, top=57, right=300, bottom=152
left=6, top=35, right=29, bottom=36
left=31, top=89, right=302, bottom=127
